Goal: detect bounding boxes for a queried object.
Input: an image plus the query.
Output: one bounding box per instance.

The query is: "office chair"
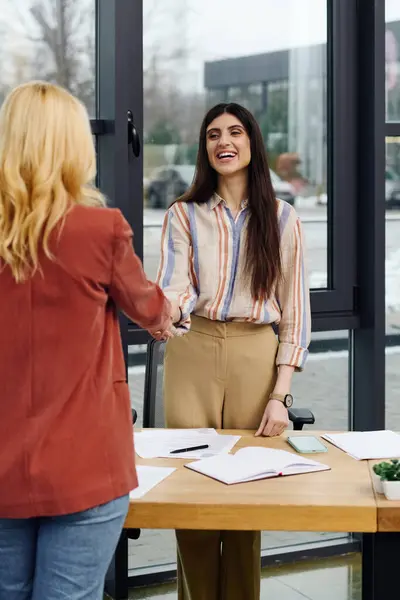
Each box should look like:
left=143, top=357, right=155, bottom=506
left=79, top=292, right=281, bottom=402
left=126, top=408, right=140, bottom=541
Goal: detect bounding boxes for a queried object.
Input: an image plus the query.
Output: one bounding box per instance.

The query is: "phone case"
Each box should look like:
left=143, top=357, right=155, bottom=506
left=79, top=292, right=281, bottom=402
left=287, top=437, right=328, bottom=453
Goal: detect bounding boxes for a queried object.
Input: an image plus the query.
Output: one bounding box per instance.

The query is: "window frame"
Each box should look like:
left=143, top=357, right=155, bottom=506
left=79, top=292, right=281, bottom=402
left=310, top=0, right=358, bottom=329
left=91, top=0, right=147, bottom=346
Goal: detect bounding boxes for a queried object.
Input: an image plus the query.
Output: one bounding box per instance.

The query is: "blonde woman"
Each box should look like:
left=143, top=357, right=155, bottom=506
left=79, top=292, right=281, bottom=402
left=0, top=81, right=172, bottom=600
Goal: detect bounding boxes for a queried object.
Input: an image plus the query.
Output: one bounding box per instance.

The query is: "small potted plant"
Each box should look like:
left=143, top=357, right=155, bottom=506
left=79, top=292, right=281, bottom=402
left=372, top=462, right=386, bottom=494
left=374, top=459, right=400, bottom=500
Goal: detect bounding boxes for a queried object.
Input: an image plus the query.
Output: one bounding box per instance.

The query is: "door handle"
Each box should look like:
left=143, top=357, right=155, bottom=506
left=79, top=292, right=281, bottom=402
left=127, top=110, right=140, bottom=158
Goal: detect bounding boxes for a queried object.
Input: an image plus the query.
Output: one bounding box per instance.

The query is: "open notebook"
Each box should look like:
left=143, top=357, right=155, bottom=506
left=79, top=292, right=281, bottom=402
left=185, top=447, right=330, bottom=485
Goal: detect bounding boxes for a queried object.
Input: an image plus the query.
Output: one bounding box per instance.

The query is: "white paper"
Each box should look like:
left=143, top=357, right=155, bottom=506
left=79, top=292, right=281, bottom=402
left=134, top=429, right=240, bottom=459
left=186, top=447, right=330, bottom=485
left=321, top=430, right=400, bottom=460
left=129, top=465, right=176, bottom=499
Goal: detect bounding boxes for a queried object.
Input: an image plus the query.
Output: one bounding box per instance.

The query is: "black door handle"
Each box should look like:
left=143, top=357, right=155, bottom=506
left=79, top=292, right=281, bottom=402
left=127, top=110, right=140, bottom=157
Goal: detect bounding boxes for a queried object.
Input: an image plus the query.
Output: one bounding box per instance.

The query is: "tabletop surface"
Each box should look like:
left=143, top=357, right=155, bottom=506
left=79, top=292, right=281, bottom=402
left=125, top=430, right=377, bottom=533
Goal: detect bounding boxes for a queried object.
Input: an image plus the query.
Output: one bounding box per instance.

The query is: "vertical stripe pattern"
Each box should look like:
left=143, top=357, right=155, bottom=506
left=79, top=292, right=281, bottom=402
left=156, top=197, right=311, bottom=370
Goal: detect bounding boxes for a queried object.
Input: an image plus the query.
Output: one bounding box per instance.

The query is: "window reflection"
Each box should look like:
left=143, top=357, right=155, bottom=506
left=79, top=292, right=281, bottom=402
left=0, top=0, right=96, bottom=116
left=143, top=0, right=328, bottom=290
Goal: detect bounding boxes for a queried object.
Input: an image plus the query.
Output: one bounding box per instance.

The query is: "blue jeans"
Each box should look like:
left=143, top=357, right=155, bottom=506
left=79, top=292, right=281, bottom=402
left=0, top=494, right=129, bottom=600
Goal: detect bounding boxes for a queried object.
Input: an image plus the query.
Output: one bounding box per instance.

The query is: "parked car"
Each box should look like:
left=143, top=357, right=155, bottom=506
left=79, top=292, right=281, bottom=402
left=147, top=165, right=196, bottom=209
left=146, top=165, right=296, bottom=209
left=269, top=170, right=296, bottom=206
left=386, top=167, right=400, bottom=209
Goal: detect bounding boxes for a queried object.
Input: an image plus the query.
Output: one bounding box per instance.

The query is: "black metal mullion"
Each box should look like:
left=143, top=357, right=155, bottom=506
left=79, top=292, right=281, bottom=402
left=113, top=1, right=143, bottom=241
left=311, top=289, right=354, bottom=314
left=312, top=312, right=359, bottom=332
left=350, top=0, right=386, bottom=431
left=362, top=533, right=400, bottom=599
left=114, top=0, right=144, bottom=340
left=96, top=2, right=144, bottom=596
left=328, top=0, right=357, bottom=311
left=96, top=1, right=142, bottom=215
left=105, top=531, right=129, bottom=600
left=90, top=119, right=114, bottom=135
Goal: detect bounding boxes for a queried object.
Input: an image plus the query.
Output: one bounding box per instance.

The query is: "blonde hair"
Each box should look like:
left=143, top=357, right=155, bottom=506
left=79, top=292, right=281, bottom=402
left=0, top=81, right=106, bottom=282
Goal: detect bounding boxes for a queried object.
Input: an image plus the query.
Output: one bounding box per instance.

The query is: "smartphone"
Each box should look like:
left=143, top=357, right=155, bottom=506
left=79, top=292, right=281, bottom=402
left=287, top=436, right=328, bottom=454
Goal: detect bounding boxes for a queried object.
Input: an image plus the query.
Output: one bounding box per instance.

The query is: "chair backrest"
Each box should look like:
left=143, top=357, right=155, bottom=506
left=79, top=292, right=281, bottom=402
left=143, top=339, right=166, bottom=428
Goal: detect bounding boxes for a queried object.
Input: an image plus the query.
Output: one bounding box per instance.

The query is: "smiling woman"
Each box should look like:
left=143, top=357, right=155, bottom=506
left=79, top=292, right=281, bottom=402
left=156, top=102, right=311, bottom=600
left=179, top=103, right=283, bottom=302
left=206, top=116, right=251, bottom=175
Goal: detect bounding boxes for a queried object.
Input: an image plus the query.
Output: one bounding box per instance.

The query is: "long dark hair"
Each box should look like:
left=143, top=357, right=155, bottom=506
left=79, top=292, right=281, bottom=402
left=179, top=102, right=282, bottom=301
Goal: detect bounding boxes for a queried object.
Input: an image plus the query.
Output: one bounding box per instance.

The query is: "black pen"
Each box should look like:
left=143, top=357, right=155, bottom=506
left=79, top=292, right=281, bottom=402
left=170, top=444, right=209, bottom=454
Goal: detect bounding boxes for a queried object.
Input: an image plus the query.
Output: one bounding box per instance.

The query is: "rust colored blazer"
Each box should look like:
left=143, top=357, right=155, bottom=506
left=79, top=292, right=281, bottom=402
left=0, top=205, right=171, bottom=518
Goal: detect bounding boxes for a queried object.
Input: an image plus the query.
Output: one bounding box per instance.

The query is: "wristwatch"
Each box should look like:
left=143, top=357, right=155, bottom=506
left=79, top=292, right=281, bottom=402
left=269, top=392, right=294, bottom=408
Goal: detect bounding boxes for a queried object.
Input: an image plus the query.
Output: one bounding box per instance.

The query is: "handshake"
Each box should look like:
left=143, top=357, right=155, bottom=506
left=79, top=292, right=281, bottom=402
left=153, top=298, right=184, bottom=341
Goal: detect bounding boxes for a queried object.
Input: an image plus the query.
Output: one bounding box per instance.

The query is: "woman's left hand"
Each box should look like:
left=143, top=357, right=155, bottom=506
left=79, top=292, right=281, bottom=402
left=255, top=399, right=289, bottom=437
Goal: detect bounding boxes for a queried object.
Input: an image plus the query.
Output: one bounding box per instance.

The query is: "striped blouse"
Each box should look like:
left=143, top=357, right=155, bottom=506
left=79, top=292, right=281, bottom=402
left=156, top=194, right=311, bottom=370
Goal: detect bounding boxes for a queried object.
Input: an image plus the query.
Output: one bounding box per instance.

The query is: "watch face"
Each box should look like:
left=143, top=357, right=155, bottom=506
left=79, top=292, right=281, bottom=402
left=285, top=394, right=294, bottom=408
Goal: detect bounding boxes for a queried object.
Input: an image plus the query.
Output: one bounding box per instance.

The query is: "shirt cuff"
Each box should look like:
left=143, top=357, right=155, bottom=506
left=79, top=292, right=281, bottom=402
left=276, top=342, right=309, bottom=371
left=173, top=310, right=191, bottom=334
left=173, top=296, right=197, bottom=333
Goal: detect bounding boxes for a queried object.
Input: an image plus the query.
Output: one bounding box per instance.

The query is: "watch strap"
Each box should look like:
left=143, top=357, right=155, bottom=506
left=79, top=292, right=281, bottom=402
left=269, top=393, right=286, bottom=403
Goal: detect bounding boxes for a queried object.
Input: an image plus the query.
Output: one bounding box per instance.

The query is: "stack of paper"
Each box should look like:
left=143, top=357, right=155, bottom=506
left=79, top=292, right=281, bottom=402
left=321, top=430, right=400, bottom=460
left=130, top=466, right=176, bottom=499
left=186, top=447, right=330, bottom=485
left=134, top=428, right=241, bottom=459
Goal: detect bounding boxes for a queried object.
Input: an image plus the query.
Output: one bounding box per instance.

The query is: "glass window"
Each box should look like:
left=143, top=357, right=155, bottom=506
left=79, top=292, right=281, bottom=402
left=227, top=84, right=263, bottom=114
left=385, top=137, right=400, bottom=426
left=0, top=0, right=96, bottom=116
left=206, top=88, right=227, bottom=108
left=143, top=0, right=328, bottom=290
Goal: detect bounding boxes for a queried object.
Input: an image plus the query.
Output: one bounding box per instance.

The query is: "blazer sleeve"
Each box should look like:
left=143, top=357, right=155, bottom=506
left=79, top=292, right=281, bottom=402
left=109, top=210, right=172, bottom=334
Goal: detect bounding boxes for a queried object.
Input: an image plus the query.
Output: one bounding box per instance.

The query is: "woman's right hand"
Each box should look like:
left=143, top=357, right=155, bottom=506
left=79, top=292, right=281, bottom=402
left=153, top=323, right=183, bottom=341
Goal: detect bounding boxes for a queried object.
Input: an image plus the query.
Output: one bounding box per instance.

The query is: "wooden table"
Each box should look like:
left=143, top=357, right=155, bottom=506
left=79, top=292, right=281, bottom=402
left=106, top=431, right=398, bottom=600
left=127, top=431, right=376, bottom=533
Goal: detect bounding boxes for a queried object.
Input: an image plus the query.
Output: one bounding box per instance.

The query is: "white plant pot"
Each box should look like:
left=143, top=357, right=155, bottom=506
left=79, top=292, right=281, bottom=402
left=371, top=471, right=384, bottom=494
left=382, top=480, right=400, bottom=500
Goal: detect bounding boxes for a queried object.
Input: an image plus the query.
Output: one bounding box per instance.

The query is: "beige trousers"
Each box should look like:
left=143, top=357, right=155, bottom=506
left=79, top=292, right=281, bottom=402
left=164, top=315, right=278, bottom=600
